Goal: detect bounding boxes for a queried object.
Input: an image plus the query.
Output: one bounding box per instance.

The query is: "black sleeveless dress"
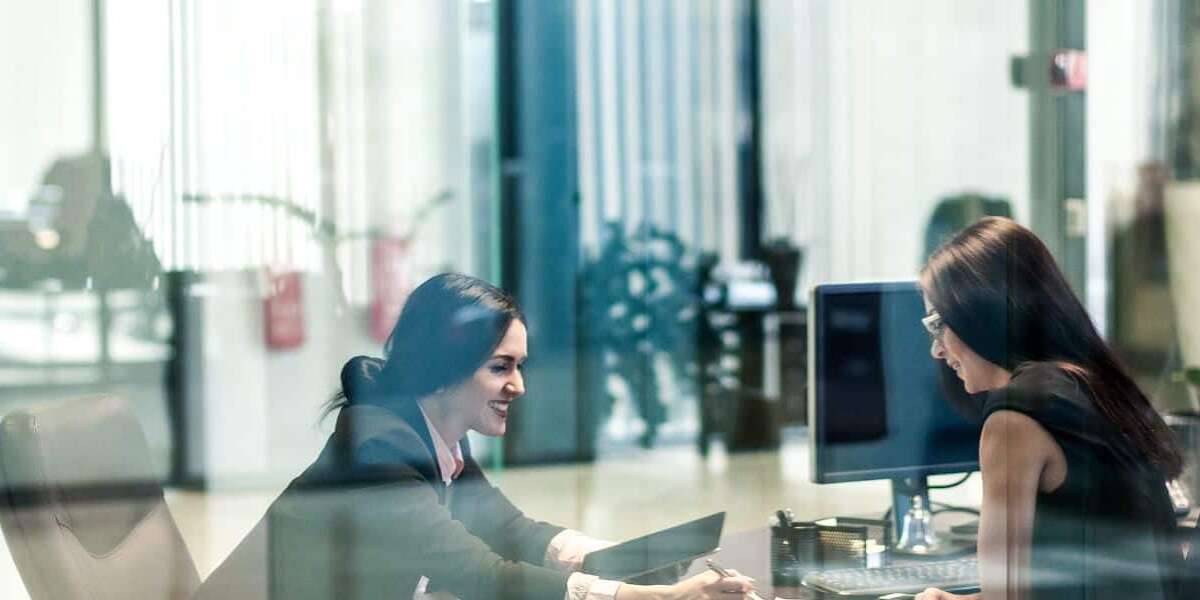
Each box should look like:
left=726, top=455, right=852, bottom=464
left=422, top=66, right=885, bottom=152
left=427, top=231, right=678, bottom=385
left=981, top=362, right=1179, bottom=600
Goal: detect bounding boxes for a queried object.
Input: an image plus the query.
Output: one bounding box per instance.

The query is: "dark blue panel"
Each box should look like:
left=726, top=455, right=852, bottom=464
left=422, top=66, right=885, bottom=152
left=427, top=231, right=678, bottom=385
left=499, top=0, right=582, bottom=464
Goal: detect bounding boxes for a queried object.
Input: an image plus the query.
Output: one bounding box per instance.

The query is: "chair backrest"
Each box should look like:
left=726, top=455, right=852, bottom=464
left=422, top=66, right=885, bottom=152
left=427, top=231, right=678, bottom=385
left=0, top=395, right=200, bottom=599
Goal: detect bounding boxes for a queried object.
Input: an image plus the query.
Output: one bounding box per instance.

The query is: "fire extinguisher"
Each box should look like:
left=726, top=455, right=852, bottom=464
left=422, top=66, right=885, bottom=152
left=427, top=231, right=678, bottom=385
left=264, top=270, right=305, bottom=350
left=370, top=238, right=411, bottom=343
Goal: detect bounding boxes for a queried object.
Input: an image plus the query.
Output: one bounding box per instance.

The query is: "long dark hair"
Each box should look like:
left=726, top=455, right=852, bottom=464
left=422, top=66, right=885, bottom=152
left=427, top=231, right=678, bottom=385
left=325, top=273, right=525, bottom=416
left=920, top=217, right=1183, bottom=479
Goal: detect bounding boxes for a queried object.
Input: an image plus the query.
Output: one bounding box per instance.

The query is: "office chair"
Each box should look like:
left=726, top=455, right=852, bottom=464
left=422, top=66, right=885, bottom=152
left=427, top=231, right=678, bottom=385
left=0, top=395, right=199, bottom=599
left=922, top=193, right=1011, bottom=262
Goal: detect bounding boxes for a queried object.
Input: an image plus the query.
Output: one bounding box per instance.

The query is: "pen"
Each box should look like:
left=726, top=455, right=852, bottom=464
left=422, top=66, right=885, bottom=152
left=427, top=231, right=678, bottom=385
left=705, top=559, right=765, bottom=600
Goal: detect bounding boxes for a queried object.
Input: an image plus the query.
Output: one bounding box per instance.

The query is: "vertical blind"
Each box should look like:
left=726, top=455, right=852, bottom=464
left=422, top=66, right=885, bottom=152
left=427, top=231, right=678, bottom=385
left=574, top=0, right=748, bottom=263
left=105, top=0, right=323, bottom=273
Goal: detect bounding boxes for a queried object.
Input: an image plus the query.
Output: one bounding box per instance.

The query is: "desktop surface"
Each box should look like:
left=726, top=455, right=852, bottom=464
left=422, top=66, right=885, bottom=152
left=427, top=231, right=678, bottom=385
left=696, top=526, right=980, bottom=600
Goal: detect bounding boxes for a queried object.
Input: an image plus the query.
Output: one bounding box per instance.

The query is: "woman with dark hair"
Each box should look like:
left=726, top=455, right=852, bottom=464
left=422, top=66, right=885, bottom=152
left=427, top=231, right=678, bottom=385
left=196, top=273, right=753, bottom=600
left=913, top=218, right=1183, bottom=600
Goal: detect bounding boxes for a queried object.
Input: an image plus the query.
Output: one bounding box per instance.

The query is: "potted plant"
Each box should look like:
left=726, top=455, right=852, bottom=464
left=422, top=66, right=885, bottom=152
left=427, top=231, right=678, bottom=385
left=760, top=238, right=803, bottom=312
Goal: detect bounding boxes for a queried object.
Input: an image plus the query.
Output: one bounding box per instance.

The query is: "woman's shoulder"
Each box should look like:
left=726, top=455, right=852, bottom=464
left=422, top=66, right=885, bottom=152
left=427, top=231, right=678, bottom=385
left=978, top=408, right=1064, bottom=474
left=294, top=404, right=438, bottom=487
left=983, top=361, right=1098, bottom=434
left=1011, top=361, right=1085, bottom=392
left=333, top=404, right=435, bottom=460
left=984, top=360, right=1089, bottom=417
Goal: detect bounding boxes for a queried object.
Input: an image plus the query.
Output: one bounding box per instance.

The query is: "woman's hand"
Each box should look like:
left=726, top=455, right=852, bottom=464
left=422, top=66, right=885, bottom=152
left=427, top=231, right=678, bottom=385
left=615, top=568, right=755, bottom=600
left=914, top=588, right=980, bottom=600
left=624, top=560, right=690, bottom=585
left=664, top=569, right=755, bottom=600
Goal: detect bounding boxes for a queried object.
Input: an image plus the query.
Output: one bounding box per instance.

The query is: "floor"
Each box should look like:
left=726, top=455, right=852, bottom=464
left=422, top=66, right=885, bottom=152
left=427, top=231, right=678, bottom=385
left=0, top=432, right=982, bottom=598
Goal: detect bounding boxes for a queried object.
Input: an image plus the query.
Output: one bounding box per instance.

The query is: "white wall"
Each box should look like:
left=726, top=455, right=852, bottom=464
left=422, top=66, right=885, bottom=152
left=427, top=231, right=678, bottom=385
left=363, top=0, right=467, bottom=278
left=763, top=0, right=1030, bottom=287
left=0, top=0, right=92, bottom=212
left=178, top=269, right=382, bottom=488
left=1087, top=0, right=1162, bottom=330
left=763, top=0, right=1163, bottom=333
left=1088, top=0, right=1158, bottom=225
left=175, top=0, right=477, bottom=488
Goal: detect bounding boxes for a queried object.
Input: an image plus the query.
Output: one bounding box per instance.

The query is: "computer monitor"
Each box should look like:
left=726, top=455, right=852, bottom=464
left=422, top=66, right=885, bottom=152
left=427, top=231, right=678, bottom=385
left=808, top=281, right=981, bottom=544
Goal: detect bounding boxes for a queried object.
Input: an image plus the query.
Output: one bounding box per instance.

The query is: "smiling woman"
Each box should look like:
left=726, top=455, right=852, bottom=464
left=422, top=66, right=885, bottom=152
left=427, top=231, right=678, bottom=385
left=193, top=273, right=755, bottom=600
left=916, top=218, right=1184, bottom=600
left=920, top=309, right=1011, bottom=396
left=416, top=316, right=527, bottom=441
left=321, top=273, right=528, bottom=428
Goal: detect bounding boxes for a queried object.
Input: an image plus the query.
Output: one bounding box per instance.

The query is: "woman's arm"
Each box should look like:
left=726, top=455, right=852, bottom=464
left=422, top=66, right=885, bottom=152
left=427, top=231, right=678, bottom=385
left=975, top=409, right=1066, bottom=600
left=447, top=456, right=756, bottom=600
left=452, top=459, right=569, bottom=564
left=917, top=409, right=1065, bottom=600
left=322, top=433, right=572, bottom=600
left=545, top=530, right=615, bottom=573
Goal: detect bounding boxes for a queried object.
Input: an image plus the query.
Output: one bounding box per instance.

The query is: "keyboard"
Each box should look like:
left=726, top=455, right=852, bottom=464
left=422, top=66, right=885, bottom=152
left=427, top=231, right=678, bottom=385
left=801, top=558, right=979, bottom=597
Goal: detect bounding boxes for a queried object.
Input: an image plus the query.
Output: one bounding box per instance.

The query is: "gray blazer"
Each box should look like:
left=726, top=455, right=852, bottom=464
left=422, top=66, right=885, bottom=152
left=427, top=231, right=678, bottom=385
left=194, top=400, right=568, bottom=600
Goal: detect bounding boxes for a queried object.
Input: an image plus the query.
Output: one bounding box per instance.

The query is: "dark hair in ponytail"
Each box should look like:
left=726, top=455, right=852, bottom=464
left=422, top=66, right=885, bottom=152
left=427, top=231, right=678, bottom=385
left=920, top=217, right=1183, bottom=479
left=324, top=273, right=525, bottom=417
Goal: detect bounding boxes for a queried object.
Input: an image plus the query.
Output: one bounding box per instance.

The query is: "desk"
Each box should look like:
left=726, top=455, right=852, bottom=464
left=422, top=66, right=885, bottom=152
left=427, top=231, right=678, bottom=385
left=689, top=526, right=977, bottom=600
left=696, top=511, right=1198, bottom=599
left=699, top=529, right=774, bottom=593
left=684, top=527, right=811, bottom=599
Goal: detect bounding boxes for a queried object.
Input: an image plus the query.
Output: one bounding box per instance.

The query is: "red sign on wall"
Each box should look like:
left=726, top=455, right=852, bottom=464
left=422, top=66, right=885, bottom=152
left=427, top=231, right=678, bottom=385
left=1050, top=50, right=1087, bottom=91
left=264, top=271, right=305, bottom=350
left=370, top=238, right=411, bottom=343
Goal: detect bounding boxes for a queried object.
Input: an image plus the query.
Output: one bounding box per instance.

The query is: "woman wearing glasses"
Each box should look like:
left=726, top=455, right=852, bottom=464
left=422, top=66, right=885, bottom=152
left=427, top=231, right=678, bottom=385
left=196, top=274, right=754, bottom=600
left=914, top=218, right=1183, bottom=600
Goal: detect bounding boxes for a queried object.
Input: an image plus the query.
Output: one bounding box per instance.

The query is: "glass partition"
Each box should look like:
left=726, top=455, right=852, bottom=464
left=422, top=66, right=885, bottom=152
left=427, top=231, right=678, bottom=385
left=1, top=2, right=1193, bottom=599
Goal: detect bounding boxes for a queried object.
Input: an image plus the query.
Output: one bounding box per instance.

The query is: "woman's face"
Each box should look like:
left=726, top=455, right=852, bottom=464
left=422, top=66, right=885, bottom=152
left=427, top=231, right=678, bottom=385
left=924, top=303, right=1009, bottom=394
left=449, top=320, right=527, bottom=437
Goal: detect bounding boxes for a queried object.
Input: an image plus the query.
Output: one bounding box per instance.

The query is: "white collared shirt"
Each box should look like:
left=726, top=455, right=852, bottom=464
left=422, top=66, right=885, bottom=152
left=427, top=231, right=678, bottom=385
left=413, top=407, right=620, bottom=600
left=420, top=408, right=464, bottom=486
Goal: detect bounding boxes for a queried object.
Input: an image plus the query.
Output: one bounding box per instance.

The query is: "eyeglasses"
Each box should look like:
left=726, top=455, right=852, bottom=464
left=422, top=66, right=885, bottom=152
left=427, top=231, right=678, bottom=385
left=921, top=310, right=946, bottom=345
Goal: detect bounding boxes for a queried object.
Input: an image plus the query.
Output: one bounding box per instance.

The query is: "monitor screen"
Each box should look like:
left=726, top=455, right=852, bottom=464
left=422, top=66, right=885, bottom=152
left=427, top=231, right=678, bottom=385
left=808, top=281, right=980, bottom=483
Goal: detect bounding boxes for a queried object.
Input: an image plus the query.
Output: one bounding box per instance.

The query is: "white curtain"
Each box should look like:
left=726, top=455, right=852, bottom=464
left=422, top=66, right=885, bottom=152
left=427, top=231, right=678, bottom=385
left=105, top=0, right=322, bottom=272
left=575, top=0, right=745, bottom=263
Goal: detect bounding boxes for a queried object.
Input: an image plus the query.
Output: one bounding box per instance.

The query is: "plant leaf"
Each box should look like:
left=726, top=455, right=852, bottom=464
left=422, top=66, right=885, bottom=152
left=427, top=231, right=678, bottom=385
left=1186, top=368, right=1200, bottom=386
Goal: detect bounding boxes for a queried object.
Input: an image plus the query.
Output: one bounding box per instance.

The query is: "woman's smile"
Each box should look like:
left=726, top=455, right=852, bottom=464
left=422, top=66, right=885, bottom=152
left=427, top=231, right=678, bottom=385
left=488, top=400, right=511, bottom=419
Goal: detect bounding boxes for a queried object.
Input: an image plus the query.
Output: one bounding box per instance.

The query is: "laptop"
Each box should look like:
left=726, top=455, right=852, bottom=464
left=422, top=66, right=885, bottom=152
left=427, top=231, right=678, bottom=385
left=581, top=512, right=726, bottom=580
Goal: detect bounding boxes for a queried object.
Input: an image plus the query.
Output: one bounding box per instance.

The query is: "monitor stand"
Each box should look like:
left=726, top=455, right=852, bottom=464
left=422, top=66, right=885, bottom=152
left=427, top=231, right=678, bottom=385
left=890, top=476, right=973, bottom=557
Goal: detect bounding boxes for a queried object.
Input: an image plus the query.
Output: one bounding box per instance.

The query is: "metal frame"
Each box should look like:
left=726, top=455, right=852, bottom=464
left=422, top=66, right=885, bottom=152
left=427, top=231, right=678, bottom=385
left=1027, top=0, right=1088, bottom=294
